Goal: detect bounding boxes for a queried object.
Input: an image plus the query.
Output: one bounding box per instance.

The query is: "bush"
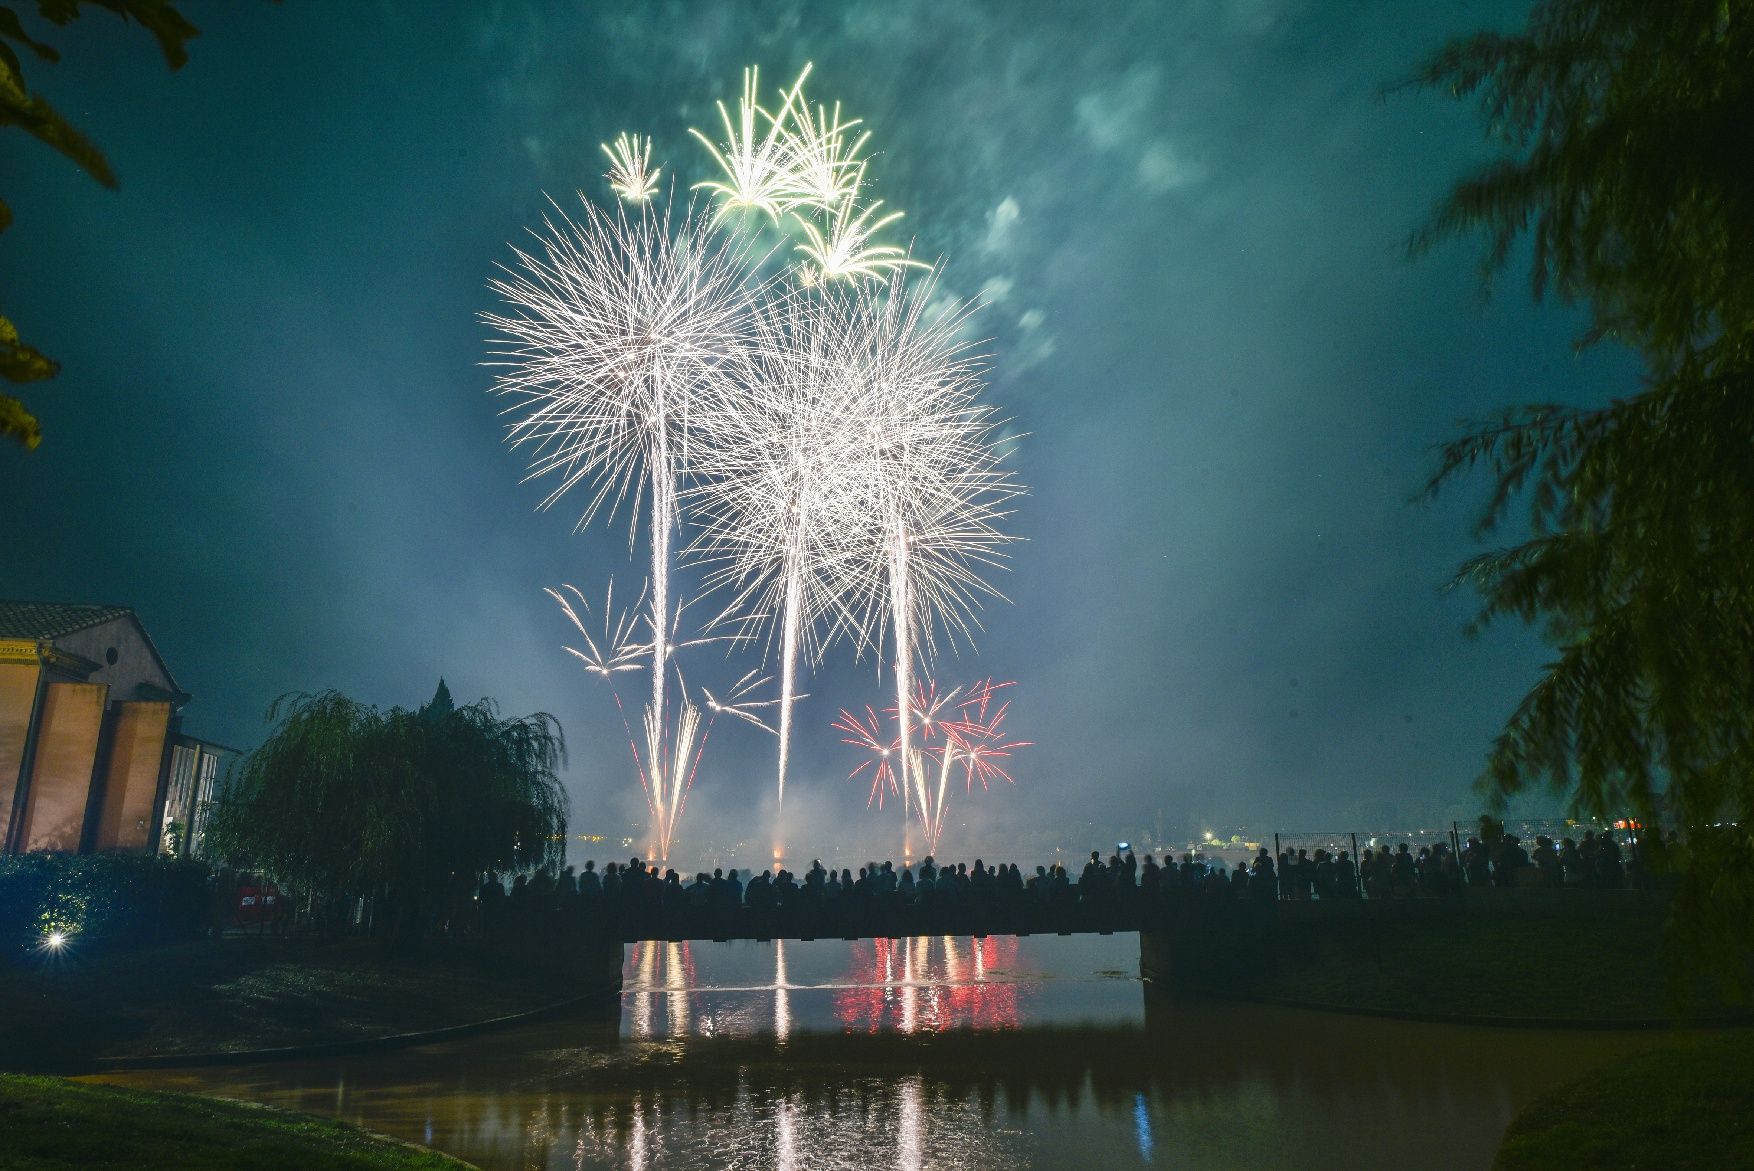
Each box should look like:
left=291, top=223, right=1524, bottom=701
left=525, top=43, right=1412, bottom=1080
left=0, top=854, right=211, bottom=964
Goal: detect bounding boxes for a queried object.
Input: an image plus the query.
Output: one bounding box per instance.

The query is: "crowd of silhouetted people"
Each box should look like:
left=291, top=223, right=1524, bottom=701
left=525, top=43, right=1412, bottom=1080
left=465, top=830, right=1643, bottom=939
left=1264, top=828, right=1637, bottom=900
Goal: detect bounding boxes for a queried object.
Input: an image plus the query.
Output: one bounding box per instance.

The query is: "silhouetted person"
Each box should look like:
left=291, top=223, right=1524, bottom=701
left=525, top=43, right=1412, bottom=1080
left=1390, top=844, right=1416, bottom=897
left=1334, top=850, right=1358, bottom=898
left=1463, top=837, right=1490, bottom=886
left=1496, top=835, right=1529, bottom=886
left=1250, top=849, right=1276, bottom=901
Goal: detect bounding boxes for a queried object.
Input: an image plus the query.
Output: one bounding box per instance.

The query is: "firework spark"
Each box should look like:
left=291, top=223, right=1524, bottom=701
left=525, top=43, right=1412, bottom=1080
left=690, top=65, right=811, bottom=222
left=702, top=669, right=781, bottom=733
left=548, top=582, right=776, bottom=860
left=919, top=679, right=1028, bottom=850
left=795, top=198, right=929, bottom=283
left=779, top=96, right=870, bottom=212
left=602, top=133, right=661, bottom=203
left=839, top=678, right=1028, bottom=853
left=947, top=679, right=1031, bottom=792
left=547, top=580, right=647, bottom=676
left=833, top=704, right=901, bottom=809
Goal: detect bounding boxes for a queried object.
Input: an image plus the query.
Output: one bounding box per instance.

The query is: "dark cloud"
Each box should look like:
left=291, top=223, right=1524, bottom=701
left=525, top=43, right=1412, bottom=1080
left=0, top=0, right=1638, bottom=861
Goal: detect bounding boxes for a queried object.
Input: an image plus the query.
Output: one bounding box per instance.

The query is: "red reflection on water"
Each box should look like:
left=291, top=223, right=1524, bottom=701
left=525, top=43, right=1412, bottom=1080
left=833, top=935, right=1021, bottom=1033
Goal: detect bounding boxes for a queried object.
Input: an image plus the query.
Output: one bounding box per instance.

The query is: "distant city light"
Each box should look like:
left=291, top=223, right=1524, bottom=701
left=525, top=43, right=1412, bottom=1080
left=43, top=931, right=67, bottom=951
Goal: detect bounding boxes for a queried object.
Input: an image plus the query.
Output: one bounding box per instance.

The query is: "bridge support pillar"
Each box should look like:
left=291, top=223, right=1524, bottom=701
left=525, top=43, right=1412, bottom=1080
left=1140, top=903, right=1264, bottom=996
left=576, top=933, right=625, bottom=1001
left=1138, top=929, right=1184, bottom=995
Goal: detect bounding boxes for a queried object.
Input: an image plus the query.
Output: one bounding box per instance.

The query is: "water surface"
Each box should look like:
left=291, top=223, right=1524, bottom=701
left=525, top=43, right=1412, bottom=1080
left=96, top=935, right=1660, bottom=1169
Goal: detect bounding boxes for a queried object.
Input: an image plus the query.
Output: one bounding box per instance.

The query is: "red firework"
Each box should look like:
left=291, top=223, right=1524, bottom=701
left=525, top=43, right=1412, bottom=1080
left=832, top=704, right=901, bottom=808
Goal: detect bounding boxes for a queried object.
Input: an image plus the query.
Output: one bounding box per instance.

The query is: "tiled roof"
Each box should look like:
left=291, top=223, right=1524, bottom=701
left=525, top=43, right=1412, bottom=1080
left=0, top=601, right=135, bottom=640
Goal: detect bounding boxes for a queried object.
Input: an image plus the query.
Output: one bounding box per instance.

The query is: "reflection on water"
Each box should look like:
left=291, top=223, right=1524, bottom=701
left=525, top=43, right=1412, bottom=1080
left=834, top=936, right=1024, bottom=1033
left=93, top=936, right=1666, bottom=1170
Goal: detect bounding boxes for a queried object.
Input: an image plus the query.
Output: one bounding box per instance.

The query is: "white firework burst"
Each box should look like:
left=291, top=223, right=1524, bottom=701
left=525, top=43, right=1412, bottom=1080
left=688, top=288, right=873, bottom=810
left=601, top=132, right=662, bottom=203
left=828, top=275, right=1024, bottom=835
left=691, top=273, right=1022, bottom=826
left=486, top=198, right=763, bottom=861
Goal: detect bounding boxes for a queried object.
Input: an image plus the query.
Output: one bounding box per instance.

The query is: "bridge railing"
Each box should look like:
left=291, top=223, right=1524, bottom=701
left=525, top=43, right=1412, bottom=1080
left=485, top=885, right=1249, bottom=944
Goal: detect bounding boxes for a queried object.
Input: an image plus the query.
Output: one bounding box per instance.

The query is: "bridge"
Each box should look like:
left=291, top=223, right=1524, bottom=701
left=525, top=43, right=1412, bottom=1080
left=534, top=886, right=1654, bottom=1001
left=543, top=896, right=1272, bottom=998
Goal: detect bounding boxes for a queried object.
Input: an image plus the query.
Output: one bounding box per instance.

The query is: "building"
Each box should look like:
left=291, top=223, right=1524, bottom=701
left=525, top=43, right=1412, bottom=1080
left=0, top=601, right=234, bottom=856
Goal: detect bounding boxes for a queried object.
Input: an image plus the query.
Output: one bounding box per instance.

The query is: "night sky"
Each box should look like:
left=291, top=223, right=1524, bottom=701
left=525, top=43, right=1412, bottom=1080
left=1, top=1, right=1644, bottom=859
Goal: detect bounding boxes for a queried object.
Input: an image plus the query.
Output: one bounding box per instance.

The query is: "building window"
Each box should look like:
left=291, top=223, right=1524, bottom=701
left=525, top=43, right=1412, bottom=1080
left=105, top=647, right=118, bottom=665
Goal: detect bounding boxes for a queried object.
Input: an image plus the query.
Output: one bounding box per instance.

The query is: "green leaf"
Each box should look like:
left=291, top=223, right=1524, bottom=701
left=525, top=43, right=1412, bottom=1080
left=31, top=1, right=198, bottom=70
left=0, top=62, right=118, bottom=187
left=0, top=7, right=61, bottom=64
left=1, top=390, right=42, bottom=449
left=0, top=317, right=60, bottom=385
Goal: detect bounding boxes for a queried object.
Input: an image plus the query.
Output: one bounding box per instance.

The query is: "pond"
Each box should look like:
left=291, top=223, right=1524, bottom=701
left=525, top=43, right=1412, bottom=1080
left=94, top=935, right=1659, bottom=1169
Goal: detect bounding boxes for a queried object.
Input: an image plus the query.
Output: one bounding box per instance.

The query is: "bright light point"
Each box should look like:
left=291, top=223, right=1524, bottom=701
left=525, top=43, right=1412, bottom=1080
left=44, top=932, right=66, bottom=950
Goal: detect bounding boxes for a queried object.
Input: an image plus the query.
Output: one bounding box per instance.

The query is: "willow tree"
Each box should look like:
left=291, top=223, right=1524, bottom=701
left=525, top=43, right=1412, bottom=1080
left=204, top=682, right=567, bottom=933
left=1410, top=0, right=1754, bottom=1000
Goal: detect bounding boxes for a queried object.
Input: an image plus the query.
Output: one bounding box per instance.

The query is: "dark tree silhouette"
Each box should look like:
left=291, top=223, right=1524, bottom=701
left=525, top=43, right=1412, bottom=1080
left=204, top=682, right=568, bottom=935
left=1410, top=0, right=1754, bottom=1001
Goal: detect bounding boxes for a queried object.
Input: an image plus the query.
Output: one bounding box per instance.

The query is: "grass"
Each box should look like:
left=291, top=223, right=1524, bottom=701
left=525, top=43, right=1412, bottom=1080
left=0, top=1074, right=474, bottom=1170
left=1495, top=1030, right=1754, bottom=1169
left=0, top=936, right=587, bottom=1071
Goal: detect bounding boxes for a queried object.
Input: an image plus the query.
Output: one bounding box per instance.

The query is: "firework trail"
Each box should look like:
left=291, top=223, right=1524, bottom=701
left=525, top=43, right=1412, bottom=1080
left=833, top=704, right=901, bottom=809
left=825, top=275, right=1024, bottom=845
left=488, top=198, right=764, bottom=859
left=839, top=678, right=1029, bottom=854
left=549, top=583, right=773, bottom=859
